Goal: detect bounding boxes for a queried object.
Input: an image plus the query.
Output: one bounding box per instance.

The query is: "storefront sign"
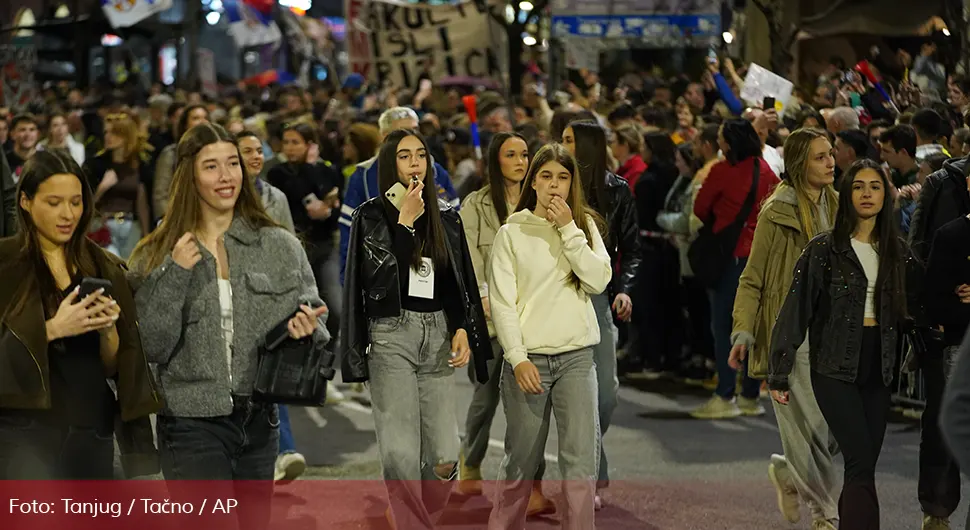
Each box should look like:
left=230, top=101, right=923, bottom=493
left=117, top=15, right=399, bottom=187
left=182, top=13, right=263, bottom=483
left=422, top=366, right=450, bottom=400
left=550, top=0, right=720, bottom=43
left=345, top=0, right=507, bottom=88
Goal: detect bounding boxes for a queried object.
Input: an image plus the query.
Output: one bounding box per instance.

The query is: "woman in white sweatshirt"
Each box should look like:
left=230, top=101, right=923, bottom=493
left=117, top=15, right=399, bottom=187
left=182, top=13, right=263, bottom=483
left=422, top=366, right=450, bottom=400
left=487, top=143, right=612, bottom=530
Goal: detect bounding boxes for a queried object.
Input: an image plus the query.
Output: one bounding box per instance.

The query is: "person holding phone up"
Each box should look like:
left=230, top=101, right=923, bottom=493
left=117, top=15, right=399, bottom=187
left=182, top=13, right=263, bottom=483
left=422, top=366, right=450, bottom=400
left=0, top=148, right=161, bottom=479
left=341, top=129, right=490, bottom=530
left=129, top=123, right=329, bottom=530
left=267, top=122, right=344, bottom=338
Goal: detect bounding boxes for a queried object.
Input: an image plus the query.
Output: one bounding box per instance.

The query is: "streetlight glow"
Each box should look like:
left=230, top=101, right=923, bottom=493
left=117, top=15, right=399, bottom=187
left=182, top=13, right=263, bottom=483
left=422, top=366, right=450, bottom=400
left=519, top=1, right=534, bottom=11
left=722, top=31, right=734, bottom=44
left=523, top=34, right=537, bottom=46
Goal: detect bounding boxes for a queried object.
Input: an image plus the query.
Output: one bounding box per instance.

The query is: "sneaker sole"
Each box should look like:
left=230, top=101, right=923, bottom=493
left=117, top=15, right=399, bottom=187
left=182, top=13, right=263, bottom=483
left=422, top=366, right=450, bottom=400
left=689, top=410, right=742, bottom=420
left=768, top=462, right=800, bottom=524
left=278, top=458, right=306, bottom=483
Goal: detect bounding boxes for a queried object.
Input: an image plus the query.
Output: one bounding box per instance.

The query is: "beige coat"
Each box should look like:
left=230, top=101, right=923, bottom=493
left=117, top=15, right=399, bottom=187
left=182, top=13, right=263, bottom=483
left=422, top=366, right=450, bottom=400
left=733, top=188, right=833, bottom=378
left=460, top=187, right=508, bottom=338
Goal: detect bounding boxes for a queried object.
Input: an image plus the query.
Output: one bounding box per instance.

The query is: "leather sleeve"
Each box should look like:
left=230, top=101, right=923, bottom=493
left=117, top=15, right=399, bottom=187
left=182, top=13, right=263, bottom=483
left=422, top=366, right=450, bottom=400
left=338, top=208, right=370, bottom=383
left=908, top=173, right=941, bottom=262
left=457, top=216, right=492, bottom=383
left=614, top=184, right=641, bottom=295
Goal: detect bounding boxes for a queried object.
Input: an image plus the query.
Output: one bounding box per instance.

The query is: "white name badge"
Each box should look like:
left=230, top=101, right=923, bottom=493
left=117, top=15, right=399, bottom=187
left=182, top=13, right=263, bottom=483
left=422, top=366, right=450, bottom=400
left=409, top=257, right=435, bottom=299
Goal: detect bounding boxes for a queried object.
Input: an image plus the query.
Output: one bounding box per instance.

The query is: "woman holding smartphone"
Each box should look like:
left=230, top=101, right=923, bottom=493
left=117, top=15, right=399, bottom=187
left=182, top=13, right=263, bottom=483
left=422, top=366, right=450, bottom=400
left=341, top=129, right=490, bottom=530
left=129, top=123, right=329, bottom=530
left=267, top=122, right=343, bottom=338
left=488, top=143, right=612, bottom=530
left=769, top=159, right=915, bottom=529
left=0, top=148, right=160, bottom=479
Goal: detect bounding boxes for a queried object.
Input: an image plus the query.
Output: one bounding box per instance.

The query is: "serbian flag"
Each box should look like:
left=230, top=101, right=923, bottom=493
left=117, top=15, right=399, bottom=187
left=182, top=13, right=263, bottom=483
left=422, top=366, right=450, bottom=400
left=224, top=0, right=282, bottom=48
left=101, top=0, right=173, bottom=28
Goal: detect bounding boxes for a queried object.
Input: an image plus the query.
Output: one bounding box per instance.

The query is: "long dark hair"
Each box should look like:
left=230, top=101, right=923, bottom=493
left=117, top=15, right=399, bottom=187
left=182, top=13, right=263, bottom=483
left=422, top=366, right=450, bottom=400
left=176, top=104, right=209, bottom=140
left=720, top=119, right=763, bottom=165
left=8, top=148, right=98, bottom=316
left=832, top=159, right=906, bottom=319
left=377, top=129, right=449, bottom=270
left=516, top=143, right=605, bottom=290
left=485, top=131, right=529, bottom=224
left=569, top=121, right=611, bottom=221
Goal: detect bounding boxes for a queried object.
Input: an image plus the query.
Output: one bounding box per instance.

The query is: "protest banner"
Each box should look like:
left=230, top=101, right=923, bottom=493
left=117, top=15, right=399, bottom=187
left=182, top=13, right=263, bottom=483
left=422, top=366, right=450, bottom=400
left=345, top=0, right=507, bottom=88
left=739, top=63, right=794, bottom=113
left=0, top=43, right=36, bottom=108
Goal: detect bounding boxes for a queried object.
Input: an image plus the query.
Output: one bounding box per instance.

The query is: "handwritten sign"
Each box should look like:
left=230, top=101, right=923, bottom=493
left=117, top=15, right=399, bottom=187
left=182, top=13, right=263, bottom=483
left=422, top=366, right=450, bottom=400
left=739, top=63, right=794, bottom=113
left=345, top=0, right=507, bottom=88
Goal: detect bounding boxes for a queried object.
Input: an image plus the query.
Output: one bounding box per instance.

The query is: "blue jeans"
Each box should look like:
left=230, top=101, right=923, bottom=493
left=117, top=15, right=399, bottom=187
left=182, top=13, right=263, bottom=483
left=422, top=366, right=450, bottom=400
left=278, top=405, right=296, bottom=454
left=156, top=400, right=279, bottom=530
left=710, top=257, right=760, bottom=400
left=590, top=292, right=618, bottom=484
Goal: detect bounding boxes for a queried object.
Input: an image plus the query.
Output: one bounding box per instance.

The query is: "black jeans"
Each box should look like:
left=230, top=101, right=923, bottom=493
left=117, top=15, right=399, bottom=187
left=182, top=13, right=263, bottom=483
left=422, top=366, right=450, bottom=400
left=812, top=328, right=891, bottom=530
left=919, top=343, right=962, bottom=518
left=0, top=415, right=114, bottom=479
left=157, top=400, right=279, bottom=530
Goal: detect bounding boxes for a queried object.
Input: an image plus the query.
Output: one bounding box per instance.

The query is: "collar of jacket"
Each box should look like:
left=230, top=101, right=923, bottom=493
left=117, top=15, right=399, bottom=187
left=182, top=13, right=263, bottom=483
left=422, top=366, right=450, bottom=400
left=224, top=217, right=261, bottom=247
left=762, top=194, right=802, bottom=232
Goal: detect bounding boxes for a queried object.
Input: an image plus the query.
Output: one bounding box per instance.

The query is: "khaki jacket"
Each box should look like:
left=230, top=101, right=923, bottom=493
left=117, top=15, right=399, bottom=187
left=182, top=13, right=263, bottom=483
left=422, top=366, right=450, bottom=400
left=459, top=188, right=506, bottom=338
left=733, top=189, right=828, bottom=379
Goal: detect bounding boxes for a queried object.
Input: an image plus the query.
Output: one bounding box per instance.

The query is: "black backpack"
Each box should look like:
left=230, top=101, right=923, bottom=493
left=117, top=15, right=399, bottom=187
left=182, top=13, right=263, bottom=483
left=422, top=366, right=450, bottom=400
left=688, top=160, right=760, bottom=288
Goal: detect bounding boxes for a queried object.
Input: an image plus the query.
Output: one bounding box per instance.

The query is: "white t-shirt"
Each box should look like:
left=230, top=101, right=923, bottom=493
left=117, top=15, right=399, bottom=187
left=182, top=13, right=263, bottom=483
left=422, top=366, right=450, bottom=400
left=762, top=144, right=785, bottom=179
left=850, top=239, right=880, bottom=319
left=218, top=279, right=234, bottom=386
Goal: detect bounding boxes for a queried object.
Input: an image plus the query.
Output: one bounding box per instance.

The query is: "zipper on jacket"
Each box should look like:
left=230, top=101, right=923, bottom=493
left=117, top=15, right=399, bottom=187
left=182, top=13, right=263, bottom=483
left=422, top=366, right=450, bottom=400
left=8, top=327, right=46, bottom=394
left=134, top=319, right=160, bottom=402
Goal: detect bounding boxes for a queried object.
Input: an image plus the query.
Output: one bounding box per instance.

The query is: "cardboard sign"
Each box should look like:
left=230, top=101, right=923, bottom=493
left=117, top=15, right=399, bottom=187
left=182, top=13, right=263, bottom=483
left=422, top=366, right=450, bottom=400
left=345, top=0, right=507, bottom=88
left=739, top=63, right=794, bottom=113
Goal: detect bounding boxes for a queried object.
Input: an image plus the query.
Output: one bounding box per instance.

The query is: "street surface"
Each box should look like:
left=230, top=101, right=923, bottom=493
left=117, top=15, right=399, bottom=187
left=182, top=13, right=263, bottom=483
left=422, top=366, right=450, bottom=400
left=278, top=374, right=970, bottom=530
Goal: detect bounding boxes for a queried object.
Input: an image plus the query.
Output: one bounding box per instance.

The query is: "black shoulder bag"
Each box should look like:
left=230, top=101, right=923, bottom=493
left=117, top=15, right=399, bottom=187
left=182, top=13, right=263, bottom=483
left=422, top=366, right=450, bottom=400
left=253, top=309, right=337, bottom=406
left=688, top=160, right=761, bottom=288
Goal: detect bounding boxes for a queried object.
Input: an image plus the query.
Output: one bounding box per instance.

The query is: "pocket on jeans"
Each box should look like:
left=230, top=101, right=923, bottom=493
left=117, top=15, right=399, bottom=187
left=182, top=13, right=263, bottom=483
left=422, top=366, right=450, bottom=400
left=369, top=315, right=404, bottom=333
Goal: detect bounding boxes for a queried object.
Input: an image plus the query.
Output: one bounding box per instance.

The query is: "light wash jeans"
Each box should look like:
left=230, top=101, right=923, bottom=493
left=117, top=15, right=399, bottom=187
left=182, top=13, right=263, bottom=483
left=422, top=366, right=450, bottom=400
left=489, top=348, right=600, bottom=530
left=590, top=292, right=619, bottom=485
left=772, top=345, right=840, bottom=522
left=104, top=217, right=141, bottom=260
left=368, top=310, right=459, bottom=530
left=462, top=338, right=547, bottom=479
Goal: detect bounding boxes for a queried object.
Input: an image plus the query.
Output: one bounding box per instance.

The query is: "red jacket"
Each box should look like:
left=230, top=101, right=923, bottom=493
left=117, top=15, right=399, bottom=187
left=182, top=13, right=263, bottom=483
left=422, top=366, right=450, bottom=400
left=693, top=157, right=779, bottom=258
left=617, top=154, right=647, bottom=193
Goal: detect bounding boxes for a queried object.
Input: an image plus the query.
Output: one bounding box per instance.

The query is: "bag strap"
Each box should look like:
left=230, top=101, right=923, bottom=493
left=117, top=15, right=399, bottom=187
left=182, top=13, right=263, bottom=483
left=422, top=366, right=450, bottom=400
left=728, top=158, right=761, bottom=231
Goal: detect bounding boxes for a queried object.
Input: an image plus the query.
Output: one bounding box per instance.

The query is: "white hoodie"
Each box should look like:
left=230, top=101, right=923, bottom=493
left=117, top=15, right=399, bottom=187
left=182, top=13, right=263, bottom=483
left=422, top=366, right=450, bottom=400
left=488, top=209, right=612, bottom=368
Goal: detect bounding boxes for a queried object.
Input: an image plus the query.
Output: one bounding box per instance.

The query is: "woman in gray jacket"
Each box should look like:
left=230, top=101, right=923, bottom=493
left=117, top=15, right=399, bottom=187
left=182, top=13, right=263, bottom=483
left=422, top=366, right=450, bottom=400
left=129, top=123, right=329, bottom=530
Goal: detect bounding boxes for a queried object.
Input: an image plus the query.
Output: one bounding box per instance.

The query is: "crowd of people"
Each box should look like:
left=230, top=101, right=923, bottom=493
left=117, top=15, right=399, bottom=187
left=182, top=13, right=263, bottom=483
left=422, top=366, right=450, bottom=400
left=5, top=41, right=970, bottom=530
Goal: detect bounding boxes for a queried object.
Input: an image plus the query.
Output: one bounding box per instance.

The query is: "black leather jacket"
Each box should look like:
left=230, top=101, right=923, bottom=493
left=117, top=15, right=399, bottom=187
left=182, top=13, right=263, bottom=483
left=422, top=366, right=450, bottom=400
left=339, top=197, right=492, bottom=384
left=768, top=233, right=921, bottom=391
left=604, top=172, right=641, bottom=296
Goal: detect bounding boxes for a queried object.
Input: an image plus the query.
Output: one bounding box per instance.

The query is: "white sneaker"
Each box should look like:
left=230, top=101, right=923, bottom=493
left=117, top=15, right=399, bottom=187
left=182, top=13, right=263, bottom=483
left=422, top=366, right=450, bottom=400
left=326, top=384, right=346, bottom=404
left=274, top=452, right=306, bottom=483
left=738, top=396, right=766, bottom=416
left=768, top=454, right=800, bottom=523
left=690, top=396, right=742, bottom=419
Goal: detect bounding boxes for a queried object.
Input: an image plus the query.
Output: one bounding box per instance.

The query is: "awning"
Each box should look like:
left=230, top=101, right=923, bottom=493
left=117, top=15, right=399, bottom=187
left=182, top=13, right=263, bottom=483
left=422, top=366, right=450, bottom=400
left=797, top=0, right=944, bottom=38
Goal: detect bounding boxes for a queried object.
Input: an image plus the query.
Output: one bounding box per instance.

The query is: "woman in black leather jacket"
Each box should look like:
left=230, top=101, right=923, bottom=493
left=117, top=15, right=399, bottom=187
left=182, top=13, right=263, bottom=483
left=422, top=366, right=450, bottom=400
left=340, top=129, right=490, bottom=529
left=769, top=159, right=917, bottom=530
left=561, top=120, right=639, bottom=506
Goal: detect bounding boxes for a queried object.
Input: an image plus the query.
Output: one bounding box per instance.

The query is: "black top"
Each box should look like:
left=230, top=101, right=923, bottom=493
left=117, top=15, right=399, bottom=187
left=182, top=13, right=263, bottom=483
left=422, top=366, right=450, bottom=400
left=926, top=215, right=970, bottom=345
left=390, top=216, right=461, bottom=316
left=4, top=149, right=25, bottom=181
left=267, top=161, right=342, bottom=248
left=41, top=280, right=115, bottom=434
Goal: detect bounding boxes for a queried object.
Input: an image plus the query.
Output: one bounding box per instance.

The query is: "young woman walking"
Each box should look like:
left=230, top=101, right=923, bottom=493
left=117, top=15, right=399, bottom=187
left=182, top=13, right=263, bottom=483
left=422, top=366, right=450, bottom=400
left=488, top=143, right=612, bottom=530
left=770, top=159, right=916, bottom=530
left=340, top=129, right=490, bottom=530
left=130, top=123, right=330, bottom=530
left=730, top=128, right=841, bottom=529
left=0, top=148, right=160, bottom=479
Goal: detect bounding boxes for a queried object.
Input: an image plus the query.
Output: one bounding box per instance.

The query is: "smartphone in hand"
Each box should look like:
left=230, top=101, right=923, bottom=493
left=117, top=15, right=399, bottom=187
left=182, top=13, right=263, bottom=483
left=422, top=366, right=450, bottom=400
left=78, top=278, right=112, bottom=300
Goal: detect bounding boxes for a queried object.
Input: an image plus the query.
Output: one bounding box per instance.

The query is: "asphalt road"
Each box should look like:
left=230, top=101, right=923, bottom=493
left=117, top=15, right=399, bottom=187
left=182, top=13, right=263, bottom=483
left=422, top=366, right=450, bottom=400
left=278, top=373, right=969, bottom=530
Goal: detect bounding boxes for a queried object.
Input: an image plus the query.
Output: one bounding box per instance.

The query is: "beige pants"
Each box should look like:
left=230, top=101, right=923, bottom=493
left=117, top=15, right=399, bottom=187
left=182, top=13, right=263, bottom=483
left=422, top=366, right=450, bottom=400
left=772, top=344, right=841, bottom=522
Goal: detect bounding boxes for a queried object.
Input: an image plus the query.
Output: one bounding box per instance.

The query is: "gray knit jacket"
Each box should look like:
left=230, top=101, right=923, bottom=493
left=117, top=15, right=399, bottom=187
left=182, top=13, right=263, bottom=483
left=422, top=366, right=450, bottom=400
left=132, top=218, right=329, bottom=417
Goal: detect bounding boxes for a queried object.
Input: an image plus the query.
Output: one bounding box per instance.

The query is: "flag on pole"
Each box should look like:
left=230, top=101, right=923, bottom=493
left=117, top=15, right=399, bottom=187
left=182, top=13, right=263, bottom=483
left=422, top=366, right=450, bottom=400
left=101, top=0, right=173, bottom=29
left=224, top=0, right=283, bottom=48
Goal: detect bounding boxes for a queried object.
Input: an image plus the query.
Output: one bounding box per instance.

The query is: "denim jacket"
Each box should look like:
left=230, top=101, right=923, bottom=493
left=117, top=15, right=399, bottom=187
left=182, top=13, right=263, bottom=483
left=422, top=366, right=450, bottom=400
left=768, top=232, right=920, bottom=391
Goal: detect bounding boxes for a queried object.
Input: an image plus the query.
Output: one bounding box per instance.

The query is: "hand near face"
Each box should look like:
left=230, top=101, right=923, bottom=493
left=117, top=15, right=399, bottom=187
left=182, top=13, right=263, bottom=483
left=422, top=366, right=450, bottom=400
left=546, top=196, right=572, bottom=228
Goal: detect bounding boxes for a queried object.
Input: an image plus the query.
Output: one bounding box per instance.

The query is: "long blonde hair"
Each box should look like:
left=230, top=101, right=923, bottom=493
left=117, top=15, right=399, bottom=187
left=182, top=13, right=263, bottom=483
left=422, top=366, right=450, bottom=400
left=128, top=123, right=279, bottom=274
left=770, top=127, right=838, bottom=239
left=102, top=112, right=153, bottom=169
left=515, top=143, right=605, bottom=290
